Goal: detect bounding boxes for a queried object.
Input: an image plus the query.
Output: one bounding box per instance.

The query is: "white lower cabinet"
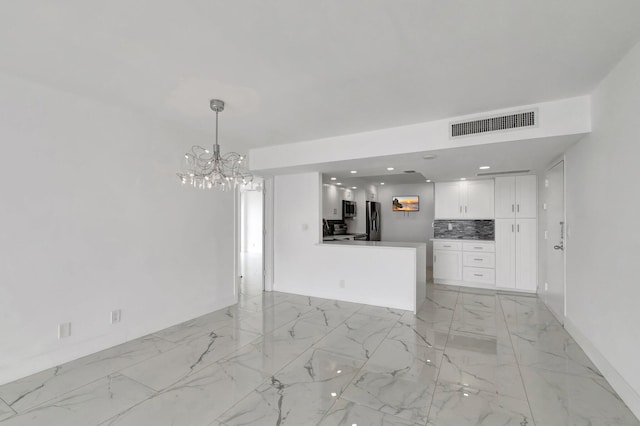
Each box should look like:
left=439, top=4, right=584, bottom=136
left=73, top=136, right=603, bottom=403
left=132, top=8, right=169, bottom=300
left=433, top=250, right=462, bottom=281
left=495, top=218, right=537, bottom=292
left=433, top=240, right=495, bottom=288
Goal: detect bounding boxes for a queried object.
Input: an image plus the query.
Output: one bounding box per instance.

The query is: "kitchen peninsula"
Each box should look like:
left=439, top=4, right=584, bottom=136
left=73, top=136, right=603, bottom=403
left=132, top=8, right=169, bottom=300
left=319, top=239, right=427, bottom=313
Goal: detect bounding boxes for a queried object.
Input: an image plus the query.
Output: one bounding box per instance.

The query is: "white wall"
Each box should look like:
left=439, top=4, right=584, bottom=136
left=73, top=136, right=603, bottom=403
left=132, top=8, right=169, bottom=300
left=250, top=96, right=591, bottom=172
left=564, top=41, right=640, bottom=418
left=0, top=73, right=237, bottom=385
left=274, top=172, right=420, bottom=311
left=377, top=183, right=435, bottom=266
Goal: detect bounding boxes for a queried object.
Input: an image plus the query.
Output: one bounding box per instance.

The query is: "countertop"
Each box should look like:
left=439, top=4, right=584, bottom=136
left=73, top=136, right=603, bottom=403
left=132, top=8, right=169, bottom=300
left=322, top=233, right=366, bottom=241
left=322, top=240, right=427, bottom=249
left=430, top=238, right=495, bottom=242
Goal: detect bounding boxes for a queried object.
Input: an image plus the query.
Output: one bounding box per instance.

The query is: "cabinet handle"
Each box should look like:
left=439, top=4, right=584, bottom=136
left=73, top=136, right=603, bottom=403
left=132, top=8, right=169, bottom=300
left=474, top=246, right=482, bottom=249
left=443, top=245, right=451, bottom=248
left=434, top=255, right=437, bottom=262
left=511, top=224, right=515, bottom=232
left=465, top=206, right=468, bottom=213
left=474, top=258, right=483, bottom=261
left=459, top=206, right=462, bottom=213
left=512, top=204, right=515, bottom=212
left=474, top=273, right=484, bottom=277
left=517, top=204, right=520, bottom=213
left=517, top=224, right=520, bottom=232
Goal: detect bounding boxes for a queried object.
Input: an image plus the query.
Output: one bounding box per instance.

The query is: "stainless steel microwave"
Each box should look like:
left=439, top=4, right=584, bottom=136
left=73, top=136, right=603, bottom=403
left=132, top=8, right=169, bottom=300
left=342, top=200, right=357, bottom=218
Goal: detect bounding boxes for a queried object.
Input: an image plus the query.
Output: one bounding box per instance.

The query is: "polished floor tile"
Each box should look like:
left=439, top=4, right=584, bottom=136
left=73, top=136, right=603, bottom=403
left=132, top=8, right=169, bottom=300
left=0, top=286, right=638, bottom=425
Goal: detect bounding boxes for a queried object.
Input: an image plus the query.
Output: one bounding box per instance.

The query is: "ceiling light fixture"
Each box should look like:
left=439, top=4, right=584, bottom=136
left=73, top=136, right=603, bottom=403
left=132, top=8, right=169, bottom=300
left=380, top=182, right=385, bottom=185
left=330, top=177, right=337, bottom=180
left=479, top=166, right=491, bottom=170
left=352, top=186, right=357, bottom=189
left=426, top=179, right=431, bottom=183
left=350, top=170, right=357, bottom=174
left=387, top=167, right=394, bottom=171
left=460, top=177, right=467, bottom=181
left=177, top=99, right=253, bottom=191
left=336, top=183, right=342, bottom=185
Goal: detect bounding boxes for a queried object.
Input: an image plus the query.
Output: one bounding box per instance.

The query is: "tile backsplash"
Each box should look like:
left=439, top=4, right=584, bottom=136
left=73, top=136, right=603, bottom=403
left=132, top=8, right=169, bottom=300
left=433, top=220, right=494, bottom=240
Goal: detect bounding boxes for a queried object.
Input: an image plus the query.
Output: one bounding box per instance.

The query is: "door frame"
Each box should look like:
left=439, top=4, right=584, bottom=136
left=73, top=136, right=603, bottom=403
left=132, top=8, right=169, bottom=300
left=544, top=157, right=567, bottom=322
left=236, top=177, right=269, bottom=298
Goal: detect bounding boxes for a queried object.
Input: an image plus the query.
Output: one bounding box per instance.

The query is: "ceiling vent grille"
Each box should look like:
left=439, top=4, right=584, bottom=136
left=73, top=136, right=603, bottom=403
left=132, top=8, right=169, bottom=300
left=451, top=109, right=537, bottom=138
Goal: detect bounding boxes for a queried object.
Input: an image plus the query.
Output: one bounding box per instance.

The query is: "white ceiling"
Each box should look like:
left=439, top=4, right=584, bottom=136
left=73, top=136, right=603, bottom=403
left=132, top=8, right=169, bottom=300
left=2, top=1, right=640, bottom=153
left=318, top=135, right=581, bottom=185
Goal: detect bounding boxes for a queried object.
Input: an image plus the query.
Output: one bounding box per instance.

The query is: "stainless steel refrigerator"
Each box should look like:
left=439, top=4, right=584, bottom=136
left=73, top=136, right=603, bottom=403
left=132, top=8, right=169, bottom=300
left=365, top=201, right=381, bottom=241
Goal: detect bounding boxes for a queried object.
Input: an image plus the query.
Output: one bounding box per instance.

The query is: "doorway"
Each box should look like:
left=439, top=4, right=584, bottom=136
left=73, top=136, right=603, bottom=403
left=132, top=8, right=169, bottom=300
left=239, top=178, right=264, bottom=296
left=544, top=160, right=565, bottom=322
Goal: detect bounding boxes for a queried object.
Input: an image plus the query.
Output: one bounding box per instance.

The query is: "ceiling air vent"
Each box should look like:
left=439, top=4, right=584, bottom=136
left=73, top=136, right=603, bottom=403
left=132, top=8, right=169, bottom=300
left=451, top=109, right=537, bottom=138
left=476, top=169, right=530, bottom=177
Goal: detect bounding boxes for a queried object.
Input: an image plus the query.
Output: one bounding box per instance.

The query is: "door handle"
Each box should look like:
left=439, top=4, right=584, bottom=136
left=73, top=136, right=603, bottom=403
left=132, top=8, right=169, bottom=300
left=553, top=244, right=564, bottom=251
left=512, top=204, right=514, bottom=212
left=517, top=204, right=520, bottom=213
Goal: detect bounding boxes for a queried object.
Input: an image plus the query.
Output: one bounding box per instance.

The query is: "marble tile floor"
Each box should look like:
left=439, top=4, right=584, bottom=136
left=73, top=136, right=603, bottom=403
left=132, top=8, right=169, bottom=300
left=0, top=285, right=638, bottom=425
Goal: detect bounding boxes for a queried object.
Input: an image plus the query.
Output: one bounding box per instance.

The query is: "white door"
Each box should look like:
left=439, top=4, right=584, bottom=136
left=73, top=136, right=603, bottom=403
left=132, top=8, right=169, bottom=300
left=515, top=218, right=537, bottom=292
left=494, top=177, right=516, bottom=218
left=465, top=180, right=495, bottom=218
left=495, top=219, right=516, bottom=289
left=515, top=175, right=537, bottom=218
left=435, top=182, right=462, bottom=219
left=433, top=250, right=462, bottom=280
left=239, top=179, right=265, bottom=295
left=545, top=161, right=565, bottom=322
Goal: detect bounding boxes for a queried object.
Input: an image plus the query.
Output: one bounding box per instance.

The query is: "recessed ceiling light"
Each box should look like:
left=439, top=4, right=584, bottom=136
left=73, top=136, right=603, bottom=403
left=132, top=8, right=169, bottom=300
left=336, top=183, right=342, bottom=185
left=380, top=182, right=385, bottom=185
left=350, top=170, right=357, bottom=174
left=330, top=177, right=337, bottom=180
left=425, top=179, right=431, bottom=183
left=423, top=154, right=437, bottom=160
left=460, top=177, right=466, bottom=181
left=479, top=166, right=491, bottom=170
left=387, top=167, right=394, bottom=171
left=330, top=392, right=337, bottom=397
left=463, top=392, right=469, bottom=397
left=352, top=186, right=357, bottom=189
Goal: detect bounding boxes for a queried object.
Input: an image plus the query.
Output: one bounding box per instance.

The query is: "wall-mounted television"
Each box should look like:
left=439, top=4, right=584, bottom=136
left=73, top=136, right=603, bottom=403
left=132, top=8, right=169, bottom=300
left=392, top=195, right=420, bottom=212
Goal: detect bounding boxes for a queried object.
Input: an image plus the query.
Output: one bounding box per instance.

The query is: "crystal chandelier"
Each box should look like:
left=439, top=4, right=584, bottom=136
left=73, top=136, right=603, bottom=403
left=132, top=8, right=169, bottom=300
left=177, top=99, right=253, bottom=191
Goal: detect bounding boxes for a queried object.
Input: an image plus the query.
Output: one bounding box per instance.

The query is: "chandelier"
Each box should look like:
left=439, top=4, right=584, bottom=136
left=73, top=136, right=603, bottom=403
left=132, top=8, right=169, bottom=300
left=177, top=99, right=253, bottom=191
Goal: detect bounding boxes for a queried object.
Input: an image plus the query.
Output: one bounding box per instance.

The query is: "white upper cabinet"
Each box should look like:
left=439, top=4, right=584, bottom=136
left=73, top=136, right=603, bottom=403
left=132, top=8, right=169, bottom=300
left=515, top=175, right=537, bottom=218
left=435, top=180, right=494, bottom=219
left=465, top=180, right=495, bottom=219
left=435, top=182, right=463, bottom=219
left=495, top=176, right=537, bottom=219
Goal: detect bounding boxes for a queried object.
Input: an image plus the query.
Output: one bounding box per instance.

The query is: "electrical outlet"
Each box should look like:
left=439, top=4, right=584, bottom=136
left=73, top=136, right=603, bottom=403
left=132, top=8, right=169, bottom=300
left=110, top=309, right=122, bottom=324
left=58, top=322, right=71, bottom=339
left=339, top=279, right=345, bottom=289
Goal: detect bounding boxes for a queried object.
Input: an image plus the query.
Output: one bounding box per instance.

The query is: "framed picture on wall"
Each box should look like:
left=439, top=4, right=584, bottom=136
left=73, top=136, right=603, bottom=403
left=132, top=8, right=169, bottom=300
left=392, top=195, right=419, bottom=211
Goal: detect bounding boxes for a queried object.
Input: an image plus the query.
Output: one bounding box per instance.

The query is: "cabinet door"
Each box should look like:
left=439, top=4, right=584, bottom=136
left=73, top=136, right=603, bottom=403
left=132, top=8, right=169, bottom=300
left=323, top=185, right=341, bottom=220
left=515, top=175, right=537, bottom=218
left=515, top=218, right=537, bottom=291
left=435, top=182, right=463, bottom=219
left=495, top=219, right=516, bottom=289
left=433, top=250, right=462, bottom=281
left=495, top=177, right=516, bottom=218
left=465, top=179, right=494, bottom=218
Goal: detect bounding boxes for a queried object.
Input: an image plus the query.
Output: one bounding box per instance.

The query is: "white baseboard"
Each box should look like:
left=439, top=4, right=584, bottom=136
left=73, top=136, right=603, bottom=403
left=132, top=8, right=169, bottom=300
left=564, top=316, right=640, bottom=421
